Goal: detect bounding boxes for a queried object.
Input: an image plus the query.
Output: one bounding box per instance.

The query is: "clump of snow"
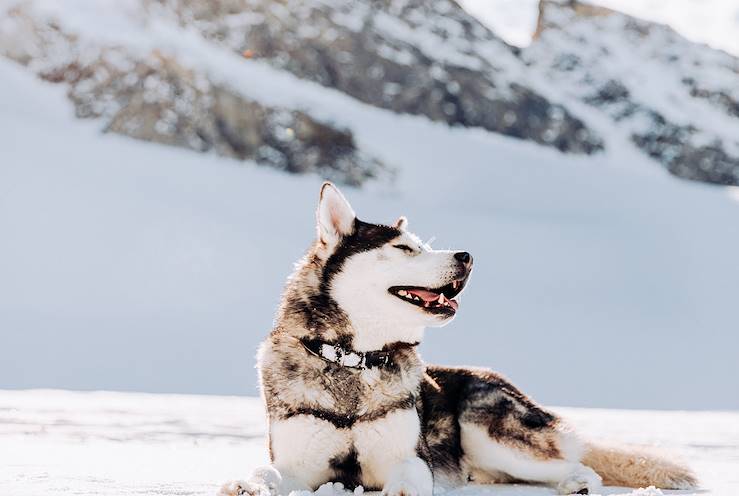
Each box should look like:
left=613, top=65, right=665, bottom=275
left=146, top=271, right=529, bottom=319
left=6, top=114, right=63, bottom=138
left=289, top=482, right=364, bottom=496
left=627, top=487, right=663, bottom=496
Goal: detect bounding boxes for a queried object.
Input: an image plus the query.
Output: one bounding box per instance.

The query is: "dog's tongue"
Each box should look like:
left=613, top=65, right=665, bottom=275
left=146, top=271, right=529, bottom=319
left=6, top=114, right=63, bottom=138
left=407, top=289, right=440, bottom=302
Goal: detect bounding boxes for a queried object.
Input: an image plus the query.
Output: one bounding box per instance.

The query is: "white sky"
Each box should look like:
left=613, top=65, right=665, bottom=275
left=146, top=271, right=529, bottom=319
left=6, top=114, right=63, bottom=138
left=459, top=0, right=739, bottom=56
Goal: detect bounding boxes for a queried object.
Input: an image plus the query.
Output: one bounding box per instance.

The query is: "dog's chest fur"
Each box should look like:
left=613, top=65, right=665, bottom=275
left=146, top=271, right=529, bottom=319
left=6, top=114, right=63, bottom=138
left=258, top=333, right=427, bottom=490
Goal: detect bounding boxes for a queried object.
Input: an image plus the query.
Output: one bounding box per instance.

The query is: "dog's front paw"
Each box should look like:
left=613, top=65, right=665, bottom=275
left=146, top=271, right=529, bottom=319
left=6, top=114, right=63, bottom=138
left=556, top=465, right=602, bottom=495
left=382, top=479, right=423, bottom=496
left=382, top=457, right=433, bottom=496
left=218, top=480, right=269, bottom=496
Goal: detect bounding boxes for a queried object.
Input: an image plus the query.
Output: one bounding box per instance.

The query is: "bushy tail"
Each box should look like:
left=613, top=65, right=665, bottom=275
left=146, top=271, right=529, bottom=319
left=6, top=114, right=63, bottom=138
left=582, top=442, right=697, bottom=490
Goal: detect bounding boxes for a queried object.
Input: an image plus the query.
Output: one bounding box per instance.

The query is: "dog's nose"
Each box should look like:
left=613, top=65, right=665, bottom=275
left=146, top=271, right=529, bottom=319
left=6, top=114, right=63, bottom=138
left=454, top=252, right=472, bottom=264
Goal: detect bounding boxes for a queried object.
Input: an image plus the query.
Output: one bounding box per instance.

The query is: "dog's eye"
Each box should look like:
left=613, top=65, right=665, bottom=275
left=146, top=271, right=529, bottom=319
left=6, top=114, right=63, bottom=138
left=393, top=244, right=415, bottom=254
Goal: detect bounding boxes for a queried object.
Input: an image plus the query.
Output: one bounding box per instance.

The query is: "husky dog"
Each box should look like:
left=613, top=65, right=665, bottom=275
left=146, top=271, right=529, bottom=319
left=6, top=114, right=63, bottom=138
left=221, top=183, right=696, bottom=496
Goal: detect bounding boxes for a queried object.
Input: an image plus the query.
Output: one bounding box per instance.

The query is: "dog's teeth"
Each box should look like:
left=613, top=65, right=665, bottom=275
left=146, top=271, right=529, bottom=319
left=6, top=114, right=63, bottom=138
left=438, top=294, right=446, bottom=304
left=398, top=290, right=407, bottom=296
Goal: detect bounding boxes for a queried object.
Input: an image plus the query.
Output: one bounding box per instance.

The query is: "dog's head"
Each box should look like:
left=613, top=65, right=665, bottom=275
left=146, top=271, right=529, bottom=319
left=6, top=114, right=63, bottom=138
left=308, top=182, right=472, bottom=346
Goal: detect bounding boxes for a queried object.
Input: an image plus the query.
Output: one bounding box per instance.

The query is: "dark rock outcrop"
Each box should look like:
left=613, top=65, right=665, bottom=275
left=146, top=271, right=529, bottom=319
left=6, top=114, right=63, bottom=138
left=150, top=0, right=603, bottom=154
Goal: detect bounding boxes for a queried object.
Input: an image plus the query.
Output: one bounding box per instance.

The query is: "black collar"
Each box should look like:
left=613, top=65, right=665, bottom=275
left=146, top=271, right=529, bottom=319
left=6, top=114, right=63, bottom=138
left=300, top=338, right=417, bottom=370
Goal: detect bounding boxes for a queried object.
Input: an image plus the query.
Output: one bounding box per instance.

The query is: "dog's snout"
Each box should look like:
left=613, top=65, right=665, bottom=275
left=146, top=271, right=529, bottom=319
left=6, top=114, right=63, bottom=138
left=454, top=251, right=472, bottom=265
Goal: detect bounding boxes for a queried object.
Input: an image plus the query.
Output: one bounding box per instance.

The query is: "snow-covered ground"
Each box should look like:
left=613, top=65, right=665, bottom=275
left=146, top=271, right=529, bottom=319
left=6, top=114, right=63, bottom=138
left=1, top=389, right=737, bottom=496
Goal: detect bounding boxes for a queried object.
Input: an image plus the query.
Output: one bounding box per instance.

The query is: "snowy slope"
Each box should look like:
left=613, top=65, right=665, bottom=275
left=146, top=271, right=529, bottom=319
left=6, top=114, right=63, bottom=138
left=590, top=0, right=739, bottom=57
left=459, top=0, right=739, bottom=57
left=524, top=1, right=739, bottom=186
left=0, top=0, right=388, bottom=185
left=2, top=50, right=739, bottom=411
left=1, top=389, right=738, bottom=496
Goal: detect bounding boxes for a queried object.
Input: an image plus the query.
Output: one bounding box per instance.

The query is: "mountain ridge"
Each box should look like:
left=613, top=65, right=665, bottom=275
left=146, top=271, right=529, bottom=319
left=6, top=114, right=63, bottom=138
left=1, top=0, right=738, bottom=186
left=526, top=0, right=739, bottom=186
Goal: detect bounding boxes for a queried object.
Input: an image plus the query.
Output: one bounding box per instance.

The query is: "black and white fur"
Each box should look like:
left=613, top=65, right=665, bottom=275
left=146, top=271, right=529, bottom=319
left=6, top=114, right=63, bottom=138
left=220, top=183, right=696, bottom=496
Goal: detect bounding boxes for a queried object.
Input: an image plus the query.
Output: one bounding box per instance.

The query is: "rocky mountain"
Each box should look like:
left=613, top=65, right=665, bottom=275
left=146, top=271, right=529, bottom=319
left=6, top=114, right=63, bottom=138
left=0, top=1, right=386, bottom=185
left=1, top=0, right=738, bottom=186
left=153, top=0, right=602, bottom=154
left=526, top=0, right=739, bottom=186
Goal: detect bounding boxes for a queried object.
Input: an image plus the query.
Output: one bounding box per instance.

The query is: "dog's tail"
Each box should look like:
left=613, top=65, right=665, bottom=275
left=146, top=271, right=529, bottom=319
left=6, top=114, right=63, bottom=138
left=582, top=442, right=697, bottom=490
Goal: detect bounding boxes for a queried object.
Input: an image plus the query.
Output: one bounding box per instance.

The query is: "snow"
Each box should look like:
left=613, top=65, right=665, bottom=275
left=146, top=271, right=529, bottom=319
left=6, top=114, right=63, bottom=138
left=456, top=0, right=540, bottom=48
left=1, top=2, right=739, bottom=493
left=2, top=0, right=739, bottom=412
left=586, top=0, right=739, bottom=57
left=2, top=8, right=739, bottom=413
left=5, top=0, right=525, bottom=90
left=459, top=0, right=739, bottom=57
left=1, top=389, right=738, bottom=495
left=520, top=0, right=739, bottom=173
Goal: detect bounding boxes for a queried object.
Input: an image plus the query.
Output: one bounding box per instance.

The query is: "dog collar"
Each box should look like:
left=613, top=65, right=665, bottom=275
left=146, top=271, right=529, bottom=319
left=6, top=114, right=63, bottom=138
left=300, top=338, right=415, bottom=370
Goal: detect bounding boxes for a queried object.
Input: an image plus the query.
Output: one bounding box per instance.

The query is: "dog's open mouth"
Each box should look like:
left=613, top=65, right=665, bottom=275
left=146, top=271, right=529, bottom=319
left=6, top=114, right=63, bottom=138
left=388, top=277, right=468, bottom=315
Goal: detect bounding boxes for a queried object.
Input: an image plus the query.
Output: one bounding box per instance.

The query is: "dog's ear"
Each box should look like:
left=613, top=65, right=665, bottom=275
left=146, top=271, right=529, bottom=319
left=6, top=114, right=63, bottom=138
left=317, top=182, right=355, bottom=246
left=394, top=216, right=408, bottom=230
